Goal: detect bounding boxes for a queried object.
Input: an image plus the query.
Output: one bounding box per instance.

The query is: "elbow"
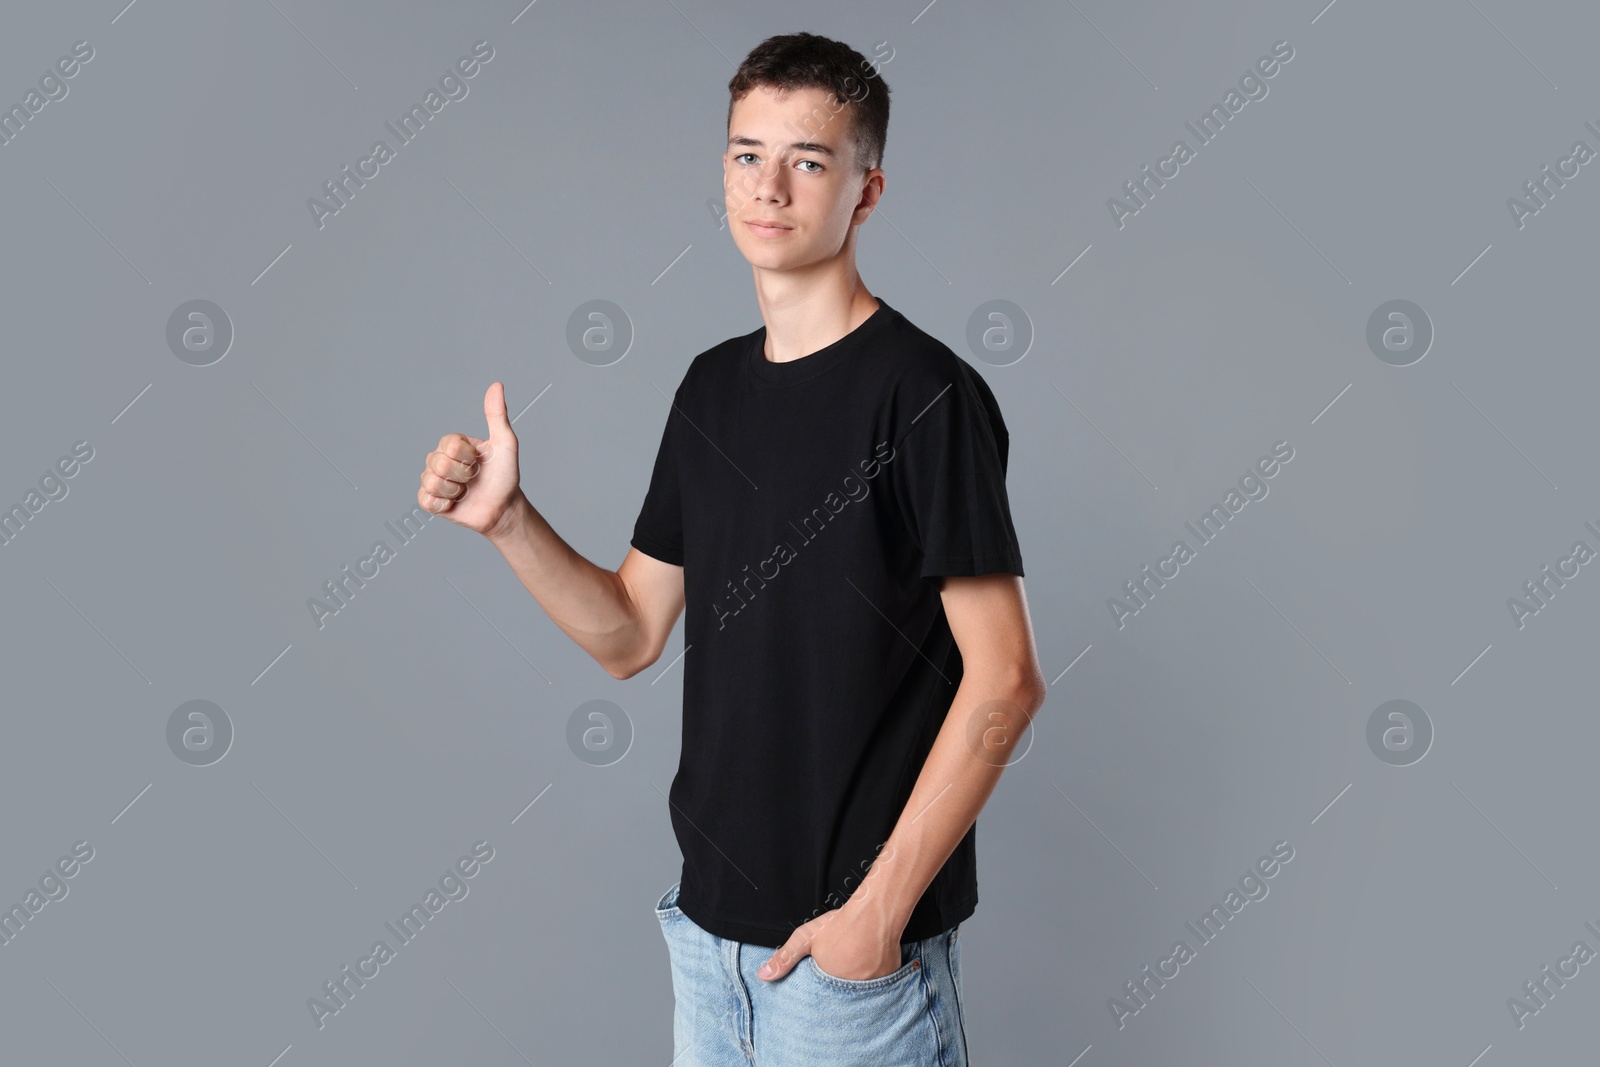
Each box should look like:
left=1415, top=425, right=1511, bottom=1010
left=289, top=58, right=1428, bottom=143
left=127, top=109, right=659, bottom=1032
left=1012, top=664, right=1049, bottom=718
left=605, top=655, right=644, bottom=681
left=603, top=642, right=661, bottom=681
left=965, top=662, right=1047, bottom=715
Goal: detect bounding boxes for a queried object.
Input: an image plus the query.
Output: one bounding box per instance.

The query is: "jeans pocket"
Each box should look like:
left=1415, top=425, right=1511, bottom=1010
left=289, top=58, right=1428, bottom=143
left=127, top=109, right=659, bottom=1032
left=654, top=880, right=683, bottom=921
left=806, top=952, right=921, bottom=992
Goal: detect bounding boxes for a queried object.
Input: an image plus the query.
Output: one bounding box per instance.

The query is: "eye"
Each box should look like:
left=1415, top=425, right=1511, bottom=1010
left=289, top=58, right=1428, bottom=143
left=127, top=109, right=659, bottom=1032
left=796, top=160, right=823, bottom=174
left=734, top=153, right=759, bottom=165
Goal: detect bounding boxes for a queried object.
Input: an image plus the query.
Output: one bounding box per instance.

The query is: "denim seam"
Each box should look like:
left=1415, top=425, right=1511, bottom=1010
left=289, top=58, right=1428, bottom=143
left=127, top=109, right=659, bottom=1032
left=727, top=939, right=758, bottom=1065
left=916, top=939, right=952, bottom=1067
left=806, top=953, right=922, bottom=993
left=948, top=928, right=969, bottom=1062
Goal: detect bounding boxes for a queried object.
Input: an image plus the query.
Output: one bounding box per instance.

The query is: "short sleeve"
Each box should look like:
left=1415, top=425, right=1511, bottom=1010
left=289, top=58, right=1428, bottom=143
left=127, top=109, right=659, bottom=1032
left=891, top=362, right=1024, bottom=579
left=630, top=393, right=686, bottom=567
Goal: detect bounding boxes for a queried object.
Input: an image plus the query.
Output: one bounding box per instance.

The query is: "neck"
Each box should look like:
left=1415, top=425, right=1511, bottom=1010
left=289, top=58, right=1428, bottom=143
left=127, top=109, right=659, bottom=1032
left=753, top=270, right=879, bottom=364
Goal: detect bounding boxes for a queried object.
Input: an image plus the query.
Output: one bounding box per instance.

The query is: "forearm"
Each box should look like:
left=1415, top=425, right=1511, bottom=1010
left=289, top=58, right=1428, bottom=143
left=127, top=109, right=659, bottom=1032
left=848, top=666, right=1047, bottom=935
left=483, top=491, right=648, bottom=677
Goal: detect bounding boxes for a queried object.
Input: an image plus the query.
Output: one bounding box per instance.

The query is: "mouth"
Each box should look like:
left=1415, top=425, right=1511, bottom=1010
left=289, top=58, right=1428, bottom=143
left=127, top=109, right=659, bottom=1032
left=745, top=220, right=792, bottom=236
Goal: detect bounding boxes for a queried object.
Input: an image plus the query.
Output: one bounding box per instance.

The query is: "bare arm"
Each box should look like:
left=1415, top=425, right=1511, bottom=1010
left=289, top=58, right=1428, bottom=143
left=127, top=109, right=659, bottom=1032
left=847, top=572, right=1048, bottom=932
left=484, top=494, right=684, bottom=679
left=419, top=382, right=685, bottom=680
left=757, top=571, right=1048, bottom=981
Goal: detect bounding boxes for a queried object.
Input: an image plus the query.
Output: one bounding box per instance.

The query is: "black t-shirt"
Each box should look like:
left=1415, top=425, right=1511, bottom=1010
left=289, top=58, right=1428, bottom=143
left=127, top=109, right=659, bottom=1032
left=630, top=297, right=1025, bottom=947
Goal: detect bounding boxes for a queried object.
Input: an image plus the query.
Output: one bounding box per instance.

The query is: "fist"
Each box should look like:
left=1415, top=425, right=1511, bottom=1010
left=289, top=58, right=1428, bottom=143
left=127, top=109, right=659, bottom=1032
left=419, top=382, right=522, bottom=537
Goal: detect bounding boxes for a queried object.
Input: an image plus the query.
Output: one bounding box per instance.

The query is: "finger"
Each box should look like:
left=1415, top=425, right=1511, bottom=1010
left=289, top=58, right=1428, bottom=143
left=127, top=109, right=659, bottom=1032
left=483, top=382, right=515, bottom=443
left=420, top=469, right=466, bottom=500
left=417, top=488, right=453, bottom=514
left=436, top=433, right=479, bottom=465
left=427, top=449, right=478, bottom=482
left=758, top=936, right=807, bottom=981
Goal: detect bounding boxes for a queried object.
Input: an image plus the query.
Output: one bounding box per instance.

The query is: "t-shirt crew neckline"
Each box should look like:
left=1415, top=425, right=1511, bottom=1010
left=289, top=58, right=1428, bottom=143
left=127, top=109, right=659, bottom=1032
left=745, top=298, right=895, bottom=387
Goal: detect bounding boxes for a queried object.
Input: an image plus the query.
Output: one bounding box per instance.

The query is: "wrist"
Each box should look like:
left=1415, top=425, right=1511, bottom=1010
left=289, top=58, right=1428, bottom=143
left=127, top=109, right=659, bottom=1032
left=844, top=879, right=913, bottom=940
left=484, top=491, right=531, bottom=547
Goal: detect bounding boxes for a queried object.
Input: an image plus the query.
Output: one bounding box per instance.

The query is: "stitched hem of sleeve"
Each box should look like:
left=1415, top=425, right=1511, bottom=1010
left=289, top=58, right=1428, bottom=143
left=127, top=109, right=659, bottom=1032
left=919, top=552, right=1024, bottom=579
left=630, top=533, right=685, bottom=567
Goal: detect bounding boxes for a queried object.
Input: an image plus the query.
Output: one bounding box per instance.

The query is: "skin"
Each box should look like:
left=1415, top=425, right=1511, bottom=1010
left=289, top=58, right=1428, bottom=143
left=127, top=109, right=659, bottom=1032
left=417, top=83, right=1048, bottom=983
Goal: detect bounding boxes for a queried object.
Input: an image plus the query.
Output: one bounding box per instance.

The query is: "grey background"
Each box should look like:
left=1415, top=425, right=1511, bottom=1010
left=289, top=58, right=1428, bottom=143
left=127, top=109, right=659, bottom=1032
left=1, top=0, right=1596, bottom=1064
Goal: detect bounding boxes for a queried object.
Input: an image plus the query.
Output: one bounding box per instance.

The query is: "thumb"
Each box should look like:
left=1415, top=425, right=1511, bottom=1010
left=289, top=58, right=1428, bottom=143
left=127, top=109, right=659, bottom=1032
left=483, top=381, right=516, bottom=446
left=758, top=936, right=806, bottom=981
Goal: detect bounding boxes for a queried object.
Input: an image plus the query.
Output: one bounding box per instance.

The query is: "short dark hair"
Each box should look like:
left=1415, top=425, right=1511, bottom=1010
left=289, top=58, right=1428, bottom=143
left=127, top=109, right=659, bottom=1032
left=727, top=32, right=890, bottom=173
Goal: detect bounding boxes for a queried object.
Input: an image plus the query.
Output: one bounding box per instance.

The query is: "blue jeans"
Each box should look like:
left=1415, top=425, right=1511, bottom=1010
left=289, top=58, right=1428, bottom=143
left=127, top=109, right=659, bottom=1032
left=655, top=880, right=971, bottom=1066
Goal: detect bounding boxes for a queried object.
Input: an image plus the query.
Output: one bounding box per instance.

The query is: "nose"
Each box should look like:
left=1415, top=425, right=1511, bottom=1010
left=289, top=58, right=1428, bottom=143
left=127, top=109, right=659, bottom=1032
left=730, top=156, right=786, bottom=215
left=753, top=156, right=785, bottom=198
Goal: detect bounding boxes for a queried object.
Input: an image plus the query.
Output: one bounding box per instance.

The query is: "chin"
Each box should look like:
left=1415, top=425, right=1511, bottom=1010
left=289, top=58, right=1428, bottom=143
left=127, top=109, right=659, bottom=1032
left=748, top=252, right=811, bottom=272
left=733, top=239, right=792, bottom=268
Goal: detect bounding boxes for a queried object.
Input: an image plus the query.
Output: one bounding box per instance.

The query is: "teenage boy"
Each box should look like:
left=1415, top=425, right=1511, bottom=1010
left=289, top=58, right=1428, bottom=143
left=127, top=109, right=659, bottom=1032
left=418, top=31, right=1046, bottom=1066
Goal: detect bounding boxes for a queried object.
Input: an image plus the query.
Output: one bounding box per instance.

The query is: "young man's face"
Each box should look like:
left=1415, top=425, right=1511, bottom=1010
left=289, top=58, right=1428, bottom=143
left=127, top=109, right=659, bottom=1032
left=723, top=84, right=882, bottom=272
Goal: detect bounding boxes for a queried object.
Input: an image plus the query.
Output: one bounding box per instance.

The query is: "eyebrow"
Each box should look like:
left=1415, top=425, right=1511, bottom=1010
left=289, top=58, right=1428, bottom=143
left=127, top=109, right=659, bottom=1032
left=727, top=135, right=838, bottom=159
